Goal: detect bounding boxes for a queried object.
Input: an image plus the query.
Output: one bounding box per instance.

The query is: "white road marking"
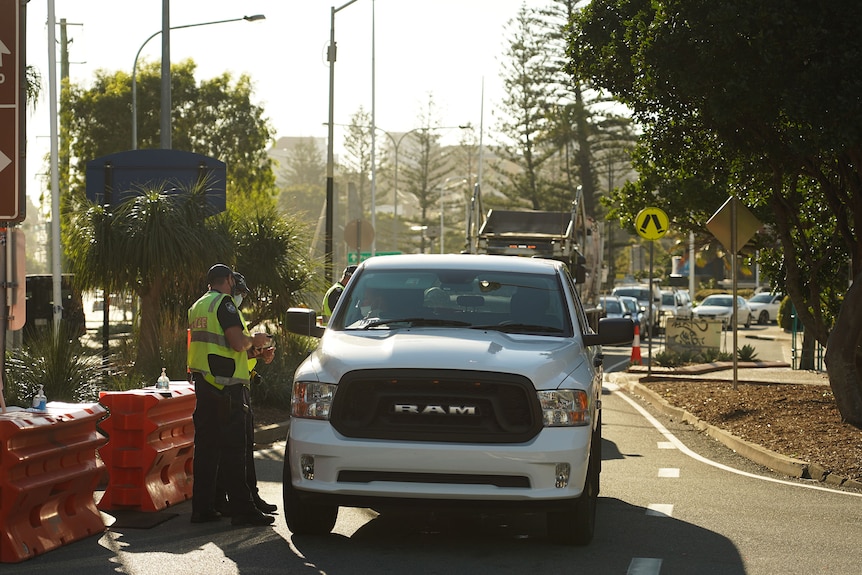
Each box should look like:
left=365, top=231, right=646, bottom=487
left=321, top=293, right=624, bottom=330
left=628, top=557, right=663, bottom=575
left=609, top=384, right=862, bottom=497
left=658, top=468, right=680, bottom=478
left=657, top=441, right=675, bottom=449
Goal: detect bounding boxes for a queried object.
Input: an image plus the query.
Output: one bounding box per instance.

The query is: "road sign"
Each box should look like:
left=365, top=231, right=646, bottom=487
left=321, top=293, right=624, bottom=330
left=347, top=251, right=401, bottom=264
left=0, top=0, right=24, bottom=222
left=706, top=196, right=762, bottom=254
left=635, top=207, right=669, bottom=241
left=343, top=219, right=374, bottom=251
left=85, top=149, right=227, bottom=213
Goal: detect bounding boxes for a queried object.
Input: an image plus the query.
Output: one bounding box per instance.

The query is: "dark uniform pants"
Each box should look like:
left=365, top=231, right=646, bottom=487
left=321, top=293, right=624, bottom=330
left=191, top=373, right=255, bottom=515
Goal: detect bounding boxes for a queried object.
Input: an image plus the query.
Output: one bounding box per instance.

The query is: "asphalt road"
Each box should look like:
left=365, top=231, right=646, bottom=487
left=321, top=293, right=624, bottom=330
left=12, top=323, right=859, bottom=574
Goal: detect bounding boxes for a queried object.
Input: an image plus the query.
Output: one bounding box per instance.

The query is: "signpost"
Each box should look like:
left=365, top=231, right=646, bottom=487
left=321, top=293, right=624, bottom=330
left=707, top=196, right=763, bottom=388
left=635, top=207, right=669, bottom=375
left=0, top=0, right=25, bottom=223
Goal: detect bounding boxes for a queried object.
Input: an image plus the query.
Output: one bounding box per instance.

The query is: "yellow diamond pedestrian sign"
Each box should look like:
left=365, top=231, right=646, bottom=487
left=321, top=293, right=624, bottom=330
left=635, top=207, right=669, bottom=241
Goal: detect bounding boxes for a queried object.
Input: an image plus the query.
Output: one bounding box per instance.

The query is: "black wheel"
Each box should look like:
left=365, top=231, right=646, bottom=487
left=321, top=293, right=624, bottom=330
left=282, top=454, right=338, bottom=535
left=758, top=310, right=770, bottom=325
left=546, top=452, right=599, bottom=546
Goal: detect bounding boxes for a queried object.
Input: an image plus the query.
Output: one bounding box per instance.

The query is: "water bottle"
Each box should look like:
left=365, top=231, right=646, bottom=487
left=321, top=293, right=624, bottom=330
left=156, top=367, right=171, bottom=391
left=32, top=385, right=47, bottom=411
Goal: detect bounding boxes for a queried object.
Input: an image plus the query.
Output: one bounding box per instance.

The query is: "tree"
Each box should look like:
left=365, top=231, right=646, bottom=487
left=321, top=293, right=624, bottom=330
left=340, top=107, right=374, bottom=218
left=276, top=137, right=327, bottom=232
left=59, top=59, right=318, bottom=377
left=61, top=59, right=276, bottom=206
left=400, top=95, right=454, bottom=254
left=569, top=0, right=862, bottom=425
left=493, top=4, right=556, bottom=210
left=65, top=184, right=233, bottom=375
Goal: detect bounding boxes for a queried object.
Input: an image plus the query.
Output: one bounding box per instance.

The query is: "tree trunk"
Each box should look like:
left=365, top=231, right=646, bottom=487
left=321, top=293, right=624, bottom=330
left=825, top=271, right=862, bottom=427
left=136, top=284, right=162, bottom=378
left=800, top=332, right=817, bottom=370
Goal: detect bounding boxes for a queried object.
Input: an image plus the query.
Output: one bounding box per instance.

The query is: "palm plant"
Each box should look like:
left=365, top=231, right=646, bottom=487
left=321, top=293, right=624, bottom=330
left=65, top=182, right=232, bottom=378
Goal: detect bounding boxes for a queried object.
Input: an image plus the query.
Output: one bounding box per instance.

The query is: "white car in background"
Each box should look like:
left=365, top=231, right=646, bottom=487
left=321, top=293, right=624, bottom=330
left=660, top=289, right=693, bottom=320
left=747, top=292, right=783, bottom=325
left=617, top=295, right=647, bottom=335
left=692, top=294, right=752, bottom=329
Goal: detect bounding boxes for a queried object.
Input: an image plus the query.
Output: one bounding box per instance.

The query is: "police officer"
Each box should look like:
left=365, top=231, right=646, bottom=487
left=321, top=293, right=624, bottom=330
left=214, top=272, right=277, bottom=517
left=187, top=263, right=274, bottom=526
left=322, top=265, right=357, bottom=321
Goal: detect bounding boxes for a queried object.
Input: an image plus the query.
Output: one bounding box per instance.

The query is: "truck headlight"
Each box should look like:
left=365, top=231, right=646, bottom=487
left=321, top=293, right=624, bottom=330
left=537, top=390, right=590, bottom=427
left=291, top=381, right=336, bottom=419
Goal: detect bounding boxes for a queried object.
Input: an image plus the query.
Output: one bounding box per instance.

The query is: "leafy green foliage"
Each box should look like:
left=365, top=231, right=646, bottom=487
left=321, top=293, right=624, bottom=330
left=4, top=322, right=104, bottom=405
left=569, top=0, right=862, bottom=423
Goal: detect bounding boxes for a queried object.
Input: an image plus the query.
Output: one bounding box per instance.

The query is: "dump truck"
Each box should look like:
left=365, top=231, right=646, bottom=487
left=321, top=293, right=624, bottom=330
left=465, top=186, right=602, bottom=306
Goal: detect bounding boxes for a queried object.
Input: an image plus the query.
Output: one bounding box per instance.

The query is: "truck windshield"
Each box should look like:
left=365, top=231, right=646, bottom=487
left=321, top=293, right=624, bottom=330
left=330, top=269, right=572, bottom=336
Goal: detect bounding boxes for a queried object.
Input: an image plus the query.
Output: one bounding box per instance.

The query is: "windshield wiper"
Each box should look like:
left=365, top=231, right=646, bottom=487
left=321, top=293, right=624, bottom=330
left=469, top=323, right=564, bottom=334
left=362, top=317, right=472, bottom=329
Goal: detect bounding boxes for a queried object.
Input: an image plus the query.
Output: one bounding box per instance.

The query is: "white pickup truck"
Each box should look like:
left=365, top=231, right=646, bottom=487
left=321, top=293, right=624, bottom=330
left=283, top=254, right=633, bottom=545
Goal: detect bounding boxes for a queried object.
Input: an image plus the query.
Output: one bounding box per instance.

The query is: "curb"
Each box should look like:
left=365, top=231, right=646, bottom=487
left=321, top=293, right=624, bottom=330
left=254, top=420, right=289, bottom=446
left=608, top=372, right=862, bottom=490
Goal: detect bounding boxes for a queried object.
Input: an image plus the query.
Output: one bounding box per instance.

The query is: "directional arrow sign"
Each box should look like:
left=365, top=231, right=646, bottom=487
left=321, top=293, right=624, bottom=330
left=635, top=207, right=669, bottom=241
left=0, top=0, right=24, bottom=222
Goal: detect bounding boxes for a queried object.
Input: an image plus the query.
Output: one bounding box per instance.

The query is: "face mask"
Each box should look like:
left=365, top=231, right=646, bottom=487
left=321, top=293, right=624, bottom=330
left=234, top=294, right=244, bottom=308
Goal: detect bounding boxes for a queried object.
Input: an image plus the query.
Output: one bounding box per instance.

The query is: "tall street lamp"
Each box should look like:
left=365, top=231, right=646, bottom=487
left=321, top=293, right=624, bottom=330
left=131, top=14, right=265, bottom=150
left=326, top=0, right=362, bottom=284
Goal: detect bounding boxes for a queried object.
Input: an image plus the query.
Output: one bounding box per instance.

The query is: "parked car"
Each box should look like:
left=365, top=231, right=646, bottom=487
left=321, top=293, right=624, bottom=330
left=611, top=283, right=662, bottom=335
left=747, top=292, right=783, bottom=325
left=617, top=295, right=647, bottom=335
left=692, top=294, right=752, bottom=329
left=598, top=295, right=628, bottom=320
left=284, top=254, right=633, bottom=546
left=660, top=289, right=693, bottom=321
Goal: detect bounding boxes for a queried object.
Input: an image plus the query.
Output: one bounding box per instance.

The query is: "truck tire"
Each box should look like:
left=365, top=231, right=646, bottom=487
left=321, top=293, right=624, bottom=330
left=546, top=455, right=598, bottom=546
left=282, top=456, right=338, bottom=535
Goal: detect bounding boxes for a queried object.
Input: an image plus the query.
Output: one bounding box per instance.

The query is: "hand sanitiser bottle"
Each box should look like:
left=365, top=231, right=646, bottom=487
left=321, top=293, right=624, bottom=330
left=157, top=368, right=170, bottom=390
left=33, top=385, right=47, bottom=411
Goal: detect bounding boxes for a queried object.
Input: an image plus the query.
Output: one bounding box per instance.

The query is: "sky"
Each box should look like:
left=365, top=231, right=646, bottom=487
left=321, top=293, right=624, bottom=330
left=23, top=0, right=548, bottom=204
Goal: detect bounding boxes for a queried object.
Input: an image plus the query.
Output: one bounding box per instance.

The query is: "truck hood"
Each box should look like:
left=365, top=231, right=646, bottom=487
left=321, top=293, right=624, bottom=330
left=300, top=328, right=587, bottom=390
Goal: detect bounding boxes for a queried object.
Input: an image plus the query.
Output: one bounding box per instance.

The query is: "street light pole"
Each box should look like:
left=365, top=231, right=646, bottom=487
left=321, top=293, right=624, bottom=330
left=326, top=0, right=361, bottom=284
left=131, top=14, right=265, bottom=150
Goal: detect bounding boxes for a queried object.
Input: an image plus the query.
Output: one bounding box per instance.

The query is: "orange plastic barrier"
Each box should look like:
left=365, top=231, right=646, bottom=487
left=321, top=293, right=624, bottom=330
left=97, top=382, right=196, bottom=512
left=0, top=402, right=108, bottom=563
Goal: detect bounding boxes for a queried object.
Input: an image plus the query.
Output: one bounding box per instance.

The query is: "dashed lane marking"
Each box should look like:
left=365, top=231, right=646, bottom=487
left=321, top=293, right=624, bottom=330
left=628, top=557, right=663, bottom=575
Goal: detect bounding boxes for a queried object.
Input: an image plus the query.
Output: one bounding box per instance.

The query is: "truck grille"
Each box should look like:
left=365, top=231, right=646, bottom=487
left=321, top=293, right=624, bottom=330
left=329, top=369, right=543, bottom=443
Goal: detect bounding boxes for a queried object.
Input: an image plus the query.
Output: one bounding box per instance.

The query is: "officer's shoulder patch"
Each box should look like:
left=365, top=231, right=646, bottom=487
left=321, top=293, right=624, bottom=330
left=225, top=301, right=237, bottom=315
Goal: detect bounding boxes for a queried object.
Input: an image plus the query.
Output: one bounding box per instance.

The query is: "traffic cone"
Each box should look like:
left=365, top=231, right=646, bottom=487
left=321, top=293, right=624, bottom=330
left=630, top=323, right=642, bottom=365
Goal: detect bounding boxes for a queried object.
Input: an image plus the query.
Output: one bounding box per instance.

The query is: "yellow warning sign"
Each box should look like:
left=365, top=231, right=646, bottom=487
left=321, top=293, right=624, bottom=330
left=635, top=207, right=669, bottom=241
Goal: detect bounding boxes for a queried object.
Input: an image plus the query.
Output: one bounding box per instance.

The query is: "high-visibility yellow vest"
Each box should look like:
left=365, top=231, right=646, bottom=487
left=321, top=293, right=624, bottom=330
left=322, top=281, right=345, bottom=317
left=188, top=290, right=251, bottom=389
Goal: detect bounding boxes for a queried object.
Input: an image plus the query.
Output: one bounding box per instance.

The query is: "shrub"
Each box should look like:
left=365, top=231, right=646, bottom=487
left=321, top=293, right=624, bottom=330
left=737, top=344, right=759, bottom=362
left=4, top=321, right=105, bottom=406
